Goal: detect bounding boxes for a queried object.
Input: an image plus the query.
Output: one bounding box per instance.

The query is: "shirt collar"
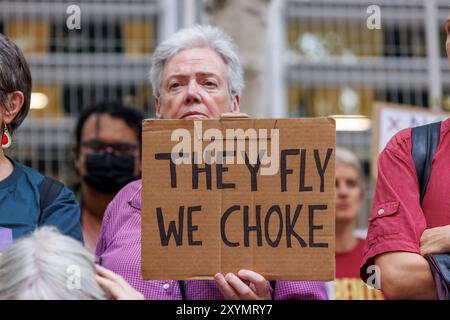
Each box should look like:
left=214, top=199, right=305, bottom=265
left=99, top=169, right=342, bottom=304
left=127, top=183, right=142, bottom=213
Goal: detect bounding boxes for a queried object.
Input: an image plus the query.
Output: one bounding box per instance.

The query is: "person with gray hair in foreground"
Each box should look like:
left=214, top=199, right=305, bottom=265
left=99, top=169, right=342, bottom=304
left=0, top=227, right=143, bottom=300
left=95, top=24, right=328, bottom=300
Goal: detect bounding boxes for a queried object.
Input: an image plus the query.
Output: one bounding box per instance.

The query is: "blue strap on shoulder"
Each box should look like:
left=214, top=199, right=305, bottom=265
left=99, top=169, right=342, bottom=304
left=38, top=176, right=64, bottom=224
left=411, top=121, right=441, bottom=204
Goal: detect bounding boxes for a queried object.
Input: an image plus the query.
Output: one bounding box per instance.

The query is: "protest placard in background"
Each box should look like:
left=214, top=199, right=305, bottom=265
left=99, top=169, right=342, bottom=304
left=371, top=102, right=450, bottom=179
left=142, top=116, right=336, bottom=280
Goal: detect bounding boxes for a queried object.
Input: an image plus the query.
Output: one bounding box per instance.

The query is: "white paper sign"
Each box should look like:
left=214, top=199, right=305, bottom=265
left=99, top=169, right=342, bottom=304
left=378, top=105, right=448, bottom=153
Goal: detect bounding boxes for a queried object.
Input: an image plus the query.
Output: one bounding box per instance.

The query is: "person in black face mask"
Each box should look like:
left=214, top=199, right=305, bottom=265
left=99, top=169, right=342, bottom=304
left=73, top=101, right=142, bottom=252
left=83, top=145, right=136, bottom=194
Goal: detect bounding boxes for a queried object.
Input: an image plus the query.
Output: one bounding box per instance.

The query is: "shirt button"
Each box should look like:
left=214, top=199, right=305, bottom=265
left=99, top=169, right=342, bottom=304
left=377, top=208, right=385, bottom=215
left=163, top=283, right=170, bottom=290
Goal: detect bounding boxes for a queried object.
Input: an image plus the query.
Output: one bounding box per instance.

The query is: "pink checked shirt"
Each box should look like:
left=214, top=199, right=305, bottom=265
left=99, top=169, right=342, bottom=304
left=96, top=180, right=328, bottom=300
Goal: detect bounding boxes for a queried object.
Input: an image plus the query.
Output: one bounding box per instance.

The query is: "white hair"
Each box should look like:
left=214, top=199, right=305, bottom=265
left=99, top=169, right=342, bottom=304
left=149, top=25, right=244, bottom=99
left=335, top=147, right=365, bottom=192
left=0, top=227, right=106, bottom=300
left=335, top=147, right=362, bottom=171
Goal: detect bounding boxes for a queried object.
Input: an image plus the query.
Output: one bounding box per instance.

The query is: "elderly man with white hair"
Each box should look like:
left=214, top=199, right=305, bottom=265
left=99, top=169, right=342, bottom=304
left=95, top=25, right=328, bottom=300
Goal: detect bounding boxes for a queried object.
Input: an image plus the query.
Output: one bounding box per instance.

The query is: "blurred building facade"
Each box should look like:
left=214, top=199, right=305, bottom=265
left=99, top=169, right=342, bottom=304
left=1, top=0, right=448, bottom=226
left=0, top=0, right=161, bottom=183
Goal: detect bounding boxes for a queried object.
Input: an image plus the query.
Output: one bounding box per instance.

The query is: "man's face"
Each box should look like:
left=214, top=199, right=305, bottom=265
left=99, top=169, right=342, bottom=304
left=155, top=47, right=240, bottom=120
left=75, top=113, right=141, bottom=179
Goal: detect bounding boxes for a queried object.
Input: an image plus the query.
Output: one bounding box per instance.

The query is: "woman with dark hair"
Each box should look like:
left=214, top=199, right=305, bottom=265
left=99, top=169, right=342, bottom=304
left=0, top=33, right=82, bottom=248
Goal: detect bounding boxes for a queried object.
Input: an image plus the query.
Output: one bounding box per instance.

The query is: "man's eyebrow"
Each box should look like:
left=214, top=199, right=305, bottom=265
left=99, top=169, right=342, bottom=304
left=165, top=72, right=220, bottom=80
left=168, top=72, right=219, bottom=77
left=166, top=74, right=189, bottom=80
left=195, top=72, right=219, bottom=77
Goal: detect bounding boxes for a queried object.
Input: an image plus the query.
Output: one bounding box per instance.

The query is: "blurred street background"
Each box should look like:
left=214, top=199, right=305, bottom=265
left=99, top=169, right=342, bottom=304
left=1, top=0, right=448, bottom=228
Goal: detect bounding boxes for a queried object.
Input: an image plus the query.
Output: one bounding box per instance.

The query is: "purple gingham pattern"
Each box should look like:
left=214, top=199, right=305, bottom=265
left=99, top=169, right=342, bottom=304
left=96, top=180, right=328, bottom=300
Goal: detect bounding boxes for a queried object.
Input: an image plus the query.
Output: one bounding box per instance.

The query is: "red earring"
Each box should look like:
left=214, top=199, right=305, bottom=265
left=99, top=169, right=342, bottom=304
left=2, top=125, right=12, bottom=149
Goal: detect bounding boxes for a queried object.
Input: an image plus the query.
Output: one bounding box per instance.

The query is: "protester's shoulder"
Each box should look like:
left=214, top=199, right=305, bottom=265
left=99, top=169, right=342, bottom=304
left=15, top=160, right=45, bottom=186
left=106, top=179, right=142, bottom=215
left=385, top=127, right=412, bottom=149
left=441, top=118, right=450, bottom=137
left=55, top=183, right=78, bottom=203
left=102, top=180, right=142, bottom=234
left=382, top=127, right=412, bottom=158
left=116, top=179, right=142, bottom=202
left=18, top=161, right=76, bottom=198
left=383, top=119, right=450, bottom=158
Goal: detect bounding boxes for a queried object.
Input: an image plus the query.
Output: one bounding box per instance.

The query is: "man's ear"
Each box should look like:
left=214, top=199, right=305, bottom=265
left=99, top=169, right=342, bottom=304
left=3, top=91, right=24, bottom=125
left=232, top=95, right=240, bottom=112
left=155, top=97, right=162, bottom=119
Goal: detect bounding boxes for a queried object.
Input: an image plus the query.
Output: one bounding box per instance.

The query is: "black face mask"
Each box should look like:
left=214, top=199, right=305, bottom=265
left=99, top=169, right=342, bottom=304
left=83, top=153, right=136, bottom=194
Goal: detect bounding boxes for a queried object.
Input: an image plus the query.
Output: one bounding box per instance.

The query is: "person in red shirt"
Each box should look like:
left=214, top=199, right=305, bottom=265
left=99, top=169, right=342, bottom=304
left=360, top=15, right=450, bottom=299
left=334, top=147, right=383, bottom=300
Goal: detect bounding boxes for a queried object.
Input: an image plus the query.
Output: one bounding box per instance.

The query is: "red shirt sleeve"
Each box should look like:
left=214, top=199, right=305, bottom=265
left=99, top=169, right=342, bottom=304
left=360, top=128, right=427, bottom=282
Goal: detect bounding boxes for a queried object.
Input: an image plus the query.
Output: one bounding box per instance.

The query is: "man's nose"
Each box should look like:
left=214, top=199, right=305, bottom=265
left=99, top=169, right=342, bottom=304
left=184, top=80, right=202, bottom=105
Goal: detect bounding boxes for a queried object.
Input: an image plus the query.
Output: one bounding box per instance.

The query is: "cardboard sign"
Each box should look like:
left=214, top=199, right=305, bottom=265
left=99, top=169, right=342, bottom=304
left=371, top=102, right=450, bottom=179
left=142, top=116, right=335, bottom=280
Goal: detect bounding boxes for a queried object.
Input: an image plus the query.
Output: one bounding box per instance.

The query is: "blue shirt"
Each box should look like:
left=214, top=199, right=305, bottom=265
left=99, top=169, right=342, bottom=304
left=0, top=158, right=83, bottom=242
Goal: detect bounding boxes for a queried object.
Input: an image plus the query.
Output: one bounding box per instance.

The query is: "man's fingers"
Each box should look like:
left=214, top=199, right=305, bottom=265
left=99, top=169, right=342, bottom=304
left=420, top=230, right=430, bottom=246
left=95, top=265, right=119, bottom=279
left=214, top=273, right=240, bottom=300
left=237, top=270, right=271, bottom=299
left=95, top=265, right=129, bottom=290
left=95, top=275, right=124, bottom=299
left=95, top=265, right=144, bottom=300
left=419, top=245, right=428, bottom=256
left=224, top=273, right=257, bottom=300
